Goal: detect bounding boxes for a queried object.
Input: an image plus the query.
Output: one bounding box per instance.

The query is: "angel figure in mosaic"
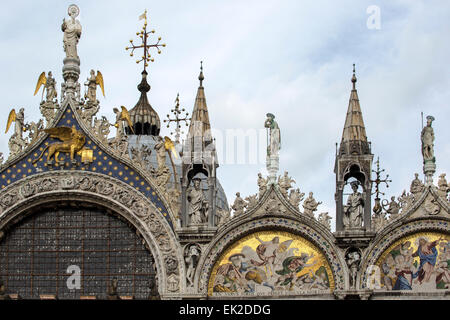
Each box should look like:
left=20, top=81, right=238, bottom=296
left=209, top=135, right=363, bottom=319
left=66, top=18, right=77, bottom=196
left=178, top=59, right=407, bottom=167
left=274, top=253, right=317, bottom=289
left=249, top=236, right=294, bottom=279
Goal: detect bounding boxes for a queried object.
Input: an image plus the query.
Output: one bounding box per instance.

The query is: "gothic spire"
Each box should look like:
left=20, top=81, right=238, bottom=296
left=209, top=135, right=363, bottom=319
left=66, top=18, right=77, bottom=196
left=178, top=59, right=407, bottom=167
left=187, top=61, right=211, bottom=141
left=339, top=64, right=370, bottom=155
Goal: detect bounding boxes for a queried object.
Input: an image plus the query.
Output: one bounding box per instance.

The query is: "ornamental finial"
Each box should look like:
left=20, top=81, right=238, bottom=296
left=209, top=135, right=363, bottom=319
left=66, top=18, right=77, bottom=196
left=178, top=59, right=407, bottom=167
left=125, top=10, right=166, bottom=72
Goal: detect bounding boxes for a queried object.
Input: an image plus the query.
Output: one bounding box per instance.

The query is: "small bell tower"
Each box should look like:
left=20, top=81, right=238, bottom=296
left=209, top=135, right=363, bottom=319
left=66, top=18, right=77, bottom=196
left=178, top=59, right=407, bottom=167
left=334, top=65, right=374, bottom=235
left=180, top=62, right=218, bottom=228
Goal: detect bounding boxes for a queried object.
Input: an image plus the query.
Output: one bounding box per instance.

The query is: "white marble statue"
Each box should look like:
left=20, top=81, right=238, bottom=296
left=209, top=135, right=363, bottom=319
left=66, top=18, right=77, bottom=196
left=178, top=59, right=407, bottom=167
left=343, top=181, right=364, bottom=228
left=421, top=115, right=435, bottom=162
left=185, top=245, right=200, bottom=287
left=265, top=113, right=280, bottom=157
left=257, top=173, right=267, bottom=197
left=278, top=171, right=295, bottom=197
left=302, top=192, right=322, bottom=217
left=62, top=5, right=82, bottom=60
left=154, top=136, right=167, bottom=170
left=231, top=192, right=247, bottom=216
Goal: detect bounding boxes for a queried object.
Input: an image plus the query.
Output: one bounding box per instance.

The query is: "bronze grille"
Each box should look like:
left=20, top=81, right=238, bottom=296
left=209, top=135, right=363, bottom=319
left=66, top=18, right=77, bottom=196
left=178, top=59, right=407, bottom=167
left=0, top=206, right=156, bottom=299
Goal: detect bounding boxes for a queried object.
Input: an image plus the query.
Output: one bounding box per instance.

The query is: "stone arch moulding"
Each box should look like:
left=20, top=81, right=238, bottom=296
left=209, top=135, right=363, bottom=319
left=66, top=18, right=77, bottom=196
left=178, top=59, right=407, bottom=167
left=0, top=170, right=185, bottom=298
left=195, top=216, right=348, bottom=296
left=360, top=218, right=450, bottom=290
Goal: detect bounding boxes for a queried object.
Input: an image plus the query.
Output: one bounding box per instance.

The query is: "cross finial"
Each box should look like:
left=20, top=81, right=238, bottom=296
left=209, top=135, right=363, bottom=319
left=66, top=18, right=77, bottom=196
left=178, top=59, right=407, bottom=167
left=125, top=11, right=166, bottom=72
left=164, top=93, right=191, bottom=143
left=371, top=157, right=392, bottom=214
left=352, top=63, right=357, bottom=89
left=199, top=61, right=204, bottom=86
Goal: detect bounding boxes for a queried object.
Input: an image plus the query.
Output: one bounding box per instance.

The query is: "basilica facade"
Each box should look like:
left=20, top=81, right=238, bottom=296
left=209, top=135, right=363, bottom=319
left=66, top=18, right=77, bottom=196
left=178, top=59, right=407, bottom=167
left=0, top=6, right=448, bottom=300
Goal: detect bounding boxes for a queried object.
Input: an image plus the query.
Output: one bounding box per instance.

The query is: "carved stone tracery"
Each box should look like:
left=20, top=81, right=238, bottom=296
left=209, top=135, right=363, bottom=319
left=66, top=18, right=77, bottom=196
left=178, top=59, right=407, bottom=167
left=0, top=171, right=183, bottom=296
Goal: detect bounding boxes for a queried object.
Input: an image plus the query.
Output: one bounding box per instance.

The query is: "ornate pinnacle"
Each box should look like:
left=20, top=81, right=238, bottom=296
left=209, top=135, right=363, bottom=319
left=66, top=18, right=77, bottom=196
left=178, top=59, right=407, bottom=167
left=163, top=93, right=191, bottom=143
left=371, top=157, right=392, bottom=214
left=125, top=10, right=166, bottom=72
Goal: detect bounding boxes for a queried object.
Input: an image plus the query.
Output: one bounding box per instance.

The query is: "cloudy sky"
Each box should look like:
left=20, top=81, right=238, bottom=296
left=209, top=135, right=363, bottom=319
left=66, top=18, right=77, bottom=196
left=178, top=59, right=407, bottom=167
left=0, top=1, right=449, bottom=229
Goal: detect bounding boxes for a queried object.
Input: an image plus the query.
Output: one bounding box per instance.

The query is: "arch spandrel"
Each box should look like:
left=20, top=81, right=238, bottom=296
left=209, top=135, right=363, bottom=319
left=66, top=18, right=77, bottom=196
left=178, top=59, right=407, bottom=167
left=0, top=100, right=175, bottom=230
left=207, top=230, right=335, bottom=297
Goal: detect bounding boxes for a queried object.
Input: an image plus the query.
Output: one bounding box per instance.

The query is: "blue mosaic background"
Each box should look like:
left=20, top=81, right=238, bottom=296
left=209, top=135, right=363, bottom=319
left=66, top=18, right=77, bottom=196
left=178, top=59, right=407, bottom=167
left=0, top=105, right=173, bottom=230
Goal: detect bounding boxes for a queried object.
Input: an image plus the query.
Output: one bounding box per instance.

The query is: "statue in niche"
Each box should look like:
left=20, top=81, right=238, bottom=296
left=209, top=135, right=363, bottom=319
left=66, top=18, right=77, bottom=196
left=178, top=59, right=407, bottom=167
left=343, top=181, right=364, bottom=229
left=185, top=244, right=200, bottom=287
left=62, top=4, right=82, bottom=60
left=421, top=115, right=435, bottom=162
left=346, top=250, right=361, bottom=289
left=187, top=178, right=209, bottom=225
left=302, top=192, right=321, bottom=217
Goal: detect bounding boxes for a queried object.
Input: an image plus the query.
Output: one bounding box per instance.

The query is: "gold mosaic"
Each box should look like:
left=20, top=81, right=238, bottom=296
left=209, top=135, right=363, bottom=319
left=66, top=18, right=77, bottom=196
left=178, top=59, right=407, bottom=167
left=208, top=230, right=334, bottom=296
left=374, top=232, right=450, bottom=291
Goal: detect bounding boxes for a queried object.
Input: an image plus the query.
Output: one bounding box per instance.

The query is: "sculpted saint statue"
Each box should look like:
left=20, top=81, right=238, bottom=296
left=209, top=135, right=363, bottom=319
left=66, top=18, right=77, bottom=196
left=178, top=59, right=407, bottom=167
left=45, top=71, right=57, bottom=102
left=386, top=196, right=400, bottom=217
left=421, top=116, right=435, bottom=162
left=264, top=113, right=281, bottom=157
left=278, top=171, right=295, bottom=197
left=343, top=181, right=364, bottom=228
left=410, top=173, right=424, bottom=197
left=62, top=5, right=82, bottom=59
left=85, top=70, right=98, bottom=102
left=302, top=192, right=322, bottom=217
left=187, top=178, right=209, bottom=225
left=231, top=192, right=247, bottom=215
left=154, top=136, right=167, bottom=170
left=257, top=173, right=267, bottom=196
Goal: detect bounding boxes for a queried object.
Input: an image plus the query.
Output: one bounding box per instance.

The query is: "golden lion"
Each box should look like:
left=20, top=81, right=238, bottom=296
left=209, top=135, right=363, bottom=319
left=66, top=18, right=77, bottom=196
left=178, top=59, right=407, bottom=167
left=33, top=125, right=86, bottom=165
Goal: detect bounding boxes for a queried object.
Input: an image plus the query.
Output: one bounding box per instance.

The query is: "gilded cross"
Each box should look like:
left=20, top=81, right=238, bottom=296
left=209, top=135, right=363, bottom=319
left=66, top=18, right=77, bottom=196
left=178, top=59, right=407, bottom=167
left=125, top=10, right=166, bottom=71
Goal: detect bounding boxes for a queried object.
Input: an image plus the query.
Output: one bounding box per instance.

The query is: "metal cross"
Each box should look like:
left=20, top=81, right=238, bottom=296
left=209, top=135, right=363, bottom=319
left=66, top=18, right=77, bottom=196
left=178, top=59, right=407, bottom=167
left=125, top=10, right=166, bottom=72
left=164, top=93, right=190, bottom=143
left=371, top=157, right=392, bottom=214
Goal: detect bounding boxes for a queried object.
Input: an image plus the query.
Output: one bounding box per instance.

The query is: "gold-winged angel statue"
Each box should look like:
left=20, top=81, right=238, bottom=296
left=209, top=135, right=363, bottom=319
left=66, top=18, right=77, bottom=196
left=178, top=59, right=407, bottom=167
left=32, top=126, right=86, bottom=165
left=113, top=106, right=135, bottom=137
left=85, top=69, right=105, bottom=103
left=34, top=71, right=57, bottom=102
left=5, top=108, right=26, bottom=138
